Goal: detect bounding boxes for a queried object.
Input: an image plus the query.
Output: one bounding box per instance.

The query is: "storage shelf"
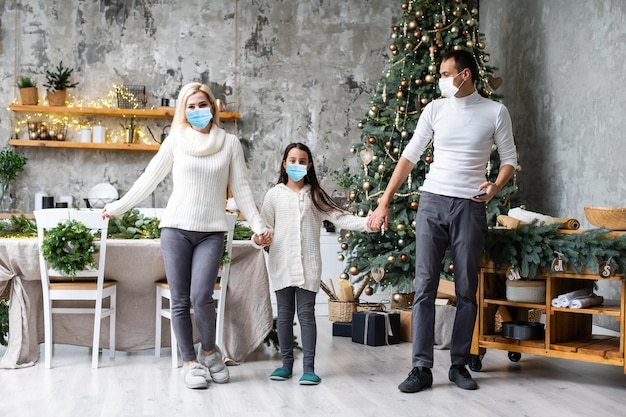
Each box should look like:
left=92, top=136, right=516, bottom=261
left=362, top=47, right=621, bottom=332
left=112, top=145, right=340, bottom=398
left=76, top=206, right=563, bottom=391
left=9, top=139, right=159, bottom=152
left=483, top=298, right=545, bottom=309
left=8, top=104, right=240, bottom=121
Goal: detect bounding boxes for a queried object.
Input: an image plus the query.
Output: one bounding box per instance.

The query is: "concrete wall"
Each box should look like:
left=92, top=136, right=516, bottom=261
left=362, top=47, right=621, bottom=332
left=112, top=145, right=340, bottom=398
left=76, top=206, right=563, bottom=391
left=480, top=0, right=626, bottom=226
left=0, top=0, right=395, bottom=210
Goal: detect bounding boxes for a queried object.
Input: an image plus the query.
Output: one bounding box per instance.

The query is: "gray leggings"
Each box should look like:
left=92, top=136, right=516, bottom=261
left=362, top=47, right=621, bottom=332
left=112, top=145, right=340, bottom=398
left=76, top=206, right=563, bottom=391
left=275, top=287, right=317, bottom=373
left=160, top=227, right=224, bottom=362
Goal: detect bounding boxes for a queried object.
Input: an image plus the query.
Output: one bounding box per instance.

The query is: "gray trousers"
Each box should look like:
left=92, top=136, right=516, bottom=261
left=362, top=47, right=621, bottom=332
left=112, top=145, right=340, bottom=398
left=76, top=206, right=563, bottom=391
left=275, top=287, right=317, bottom=373
left=411, top=192, right=486, bottom=368
left=160, top=227, right=224, bottom=362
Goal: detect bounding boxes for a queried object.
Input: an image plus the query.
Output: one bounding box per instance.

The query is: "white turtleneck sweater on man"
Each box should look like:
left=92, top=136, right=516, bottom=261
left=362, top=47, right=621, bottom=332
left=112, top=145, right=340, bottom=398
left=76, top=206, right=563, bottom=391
left=402, top=90, right=517, bottom=198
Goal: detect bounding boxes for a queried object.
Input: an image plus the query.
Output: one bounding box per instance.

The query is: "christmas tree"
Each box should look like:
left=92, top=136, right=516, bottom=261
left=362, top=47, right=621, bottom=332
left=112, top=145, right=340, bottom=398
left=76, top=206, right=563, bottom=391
left=336, top=0, right=518, bottom=294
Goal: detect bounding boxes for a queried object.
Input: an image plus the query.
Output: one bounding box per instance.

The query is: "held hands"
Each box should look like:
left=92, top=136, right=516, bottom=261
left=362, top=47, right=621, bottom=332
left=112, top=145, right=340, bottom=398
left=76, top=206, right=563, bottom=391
left=253, top=231, right=272, bottom=247
left=366, top=205, right=389, bottom=233
left=101, top=206, right=115, bottom=220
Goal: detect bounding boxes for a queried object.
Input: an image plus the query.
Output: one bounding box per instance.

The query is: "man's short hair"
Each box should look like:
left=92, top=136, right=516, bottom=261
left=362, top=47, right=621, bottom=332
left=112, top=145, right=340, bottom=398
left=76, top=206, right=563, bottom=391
left=442, top=49, right=478, bottom=83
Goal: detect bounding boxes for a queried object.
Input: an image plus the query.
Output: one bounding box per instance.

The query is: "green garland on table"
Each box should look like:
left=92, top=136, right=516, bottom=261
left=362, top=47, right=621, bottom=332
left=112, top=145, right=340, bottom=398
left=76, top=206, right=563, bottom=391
left=0, top=214, right=36, bottom=237
left=41, top=219, right=98, bottom=278
left=107, top=208, right=161, bottom=239
left=484, top=222, right=626, bottom=278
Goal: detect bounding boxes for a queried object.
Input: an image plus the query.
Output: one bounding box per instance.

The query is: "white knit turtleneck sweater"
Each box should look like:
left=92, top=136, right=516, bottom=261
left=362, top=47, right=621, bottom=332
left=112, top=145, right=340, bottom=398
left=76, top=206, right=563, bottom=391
left=105, top=125, right=266, bottom=235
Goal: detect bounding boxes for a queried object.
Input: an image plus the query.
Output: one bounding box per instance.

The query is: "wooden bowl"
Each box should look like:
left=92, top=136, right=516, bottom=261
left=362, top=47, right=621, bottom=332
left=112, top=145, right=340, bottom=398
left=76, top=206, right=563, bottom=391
left=584, top=206, right=626, bottom=230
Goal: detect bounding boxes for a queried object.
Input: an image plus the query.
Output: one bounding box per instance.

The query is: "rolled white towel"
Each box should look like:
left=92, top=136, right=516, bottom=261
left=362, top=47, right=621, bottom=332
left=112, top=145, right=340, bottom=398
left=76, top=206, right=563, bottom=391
left=557, top=288, right=590, bottom=307
left=551, top=297, right=561, bottom=307
left=569, top=294, right=604, bottom=309
left=508, top=207, right=555, bottom=225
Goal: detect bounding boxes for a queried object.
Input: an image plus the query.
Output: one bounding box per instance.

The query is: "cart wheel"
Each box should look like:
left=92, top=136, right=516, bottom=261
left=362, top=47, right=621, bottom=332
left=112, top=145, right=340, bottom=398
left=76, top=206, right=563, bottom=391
left=508, top=351, right=521, bottom=362
left=469, top=354, right=483, bottom=372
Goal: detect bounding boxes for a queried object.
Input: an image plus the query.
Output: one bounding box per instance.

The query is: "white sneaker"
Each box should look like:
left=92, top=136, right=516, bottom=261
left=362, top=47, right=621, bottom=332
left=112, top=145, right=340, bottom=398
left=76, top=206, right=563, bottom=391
left=181, top=362, right=209, bottom=389
left=198, top=346, right=230, bottom=383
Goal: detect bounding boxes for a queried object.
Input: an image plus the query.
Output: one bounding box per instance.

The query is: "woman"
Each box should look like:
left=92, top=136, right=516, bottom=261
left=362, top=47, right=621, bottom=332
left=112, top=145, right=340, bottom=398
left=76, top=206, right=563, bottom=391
left=103, top=82, right=271, bottom=389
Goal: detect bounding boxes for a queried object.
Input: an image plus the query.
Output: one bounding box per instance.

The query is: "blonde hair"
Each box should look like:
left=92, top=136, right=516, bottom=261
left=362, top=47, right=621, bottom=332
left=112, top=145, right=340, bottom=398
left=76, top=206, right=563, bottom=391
left=171, top=82, right=221, bottom=128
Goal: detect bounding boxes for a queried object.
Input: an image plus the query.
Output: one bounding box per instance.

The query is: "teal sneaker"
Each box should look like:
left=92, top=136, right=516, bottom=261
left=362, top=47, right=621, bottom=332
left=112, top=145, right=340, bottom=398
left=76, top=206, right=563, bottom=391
left=269, top=367, right=292, bottom=381
left=299, top=372, right=321, bottom=385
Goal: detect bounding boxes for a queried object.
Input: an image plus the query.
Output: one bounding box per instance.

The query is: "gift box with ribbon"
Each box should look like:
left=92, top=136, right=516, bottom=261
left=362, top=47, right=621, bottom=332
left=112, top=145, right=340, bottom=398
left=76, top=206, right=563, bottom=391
left=332, top=322, right=352, bottom=337
left=351, top=311, right=401, bottom=346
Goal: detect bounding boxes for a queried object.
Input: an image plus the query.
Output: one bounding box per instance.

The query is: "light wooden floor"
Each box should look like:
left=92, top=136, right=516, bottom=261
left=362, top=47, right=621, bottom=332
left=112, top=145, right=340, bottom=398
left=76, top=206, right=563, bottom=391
left=2, top=318, right=625, bottom=417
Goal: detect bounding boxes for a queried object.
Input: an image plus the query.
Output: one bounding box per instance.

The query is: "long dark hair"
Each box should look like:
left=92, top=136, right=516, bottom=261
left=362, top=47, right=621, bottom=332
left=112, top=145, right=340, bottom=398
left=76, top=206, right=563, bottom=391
left=278, top=142, right=343, bottom=213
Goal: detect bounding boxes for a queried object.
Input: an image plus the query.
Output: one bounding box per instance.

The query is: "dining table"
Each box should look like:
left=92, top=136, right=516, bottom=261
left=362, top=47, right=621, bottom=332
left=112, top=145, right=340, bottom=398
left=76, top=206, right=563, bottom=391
left=0, top=237, right=273, bottom=369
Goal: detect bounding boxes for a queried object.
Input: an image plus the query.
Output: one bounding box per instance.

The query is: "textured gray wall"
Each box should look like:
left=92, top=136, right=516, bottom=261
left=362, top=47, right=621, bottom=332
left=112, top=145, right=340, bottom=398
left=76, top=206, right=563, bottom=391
left=481, top=0, right=626, bottom=227
left=0, top=0, right=395, bottom=210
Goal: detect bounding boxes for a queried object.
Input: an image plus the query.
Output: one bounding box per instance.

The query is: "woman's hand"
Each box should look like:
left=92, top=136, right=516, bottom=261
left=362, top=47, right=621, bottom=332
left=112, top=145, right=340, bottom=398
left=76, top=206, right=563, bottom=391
left=254, top=231, right=272, bottom=246
left=366, top=205, right=389, bottom=232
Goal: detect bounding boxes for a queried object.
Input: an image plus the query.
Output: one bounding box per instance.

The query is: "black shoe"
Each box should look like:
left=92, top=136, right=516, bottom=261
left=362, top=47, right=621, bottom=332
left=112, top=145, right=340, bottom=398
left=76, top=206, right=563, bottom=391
left=448, top=365, right=478, bottom=390
left=398, top=367, right=433, bottom=393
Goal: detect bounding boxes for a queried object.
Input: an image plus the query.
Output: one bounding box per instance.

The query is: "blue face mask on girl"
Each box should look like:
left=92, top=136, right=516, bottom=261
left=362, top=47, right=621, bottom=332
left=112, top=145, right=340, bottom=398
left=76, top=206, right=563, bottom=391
left=286, top=164, right=308, bottom=181
left=186, top=108, right=213, bottom=129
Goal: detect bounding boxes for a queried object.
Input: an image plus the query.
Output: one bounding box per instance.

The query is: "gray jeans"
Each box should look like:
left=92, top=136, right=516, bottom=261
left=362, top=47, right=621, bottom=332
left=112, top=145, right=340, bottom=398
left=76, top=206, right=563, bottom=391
left=160, top=227, right=224, bottom=362
left=411, top=192, right=486, bottom=368
left=275, top=287, right=317, bottom=373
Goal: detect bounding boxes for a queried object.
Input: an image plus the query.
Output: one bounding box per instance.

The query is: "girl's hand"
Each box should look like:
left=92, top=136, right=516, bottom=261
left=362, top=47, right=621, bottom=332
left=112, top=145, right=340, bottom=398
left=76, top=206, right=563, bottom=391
left=254, top=231, right=272, bottom=247
left=101, top=206, right=115, bottom=220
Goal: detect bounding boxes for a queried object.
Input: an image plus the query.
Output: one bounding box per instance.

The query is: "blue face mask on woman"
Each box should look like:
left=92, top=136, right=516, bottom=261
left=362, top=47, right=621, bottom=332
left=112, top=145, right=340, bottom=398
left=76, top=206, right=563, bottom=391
left=286, top=164, right=307, bottom=181
left=186, top=108, right=213, bottom=129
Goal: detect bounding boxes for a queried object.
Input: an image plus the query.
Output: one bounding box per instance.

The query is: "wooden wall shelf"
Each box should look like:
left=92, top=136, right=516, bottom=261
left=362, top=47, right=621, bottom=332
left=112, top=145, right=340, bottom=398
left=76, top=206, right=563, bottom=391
left=9, top=139, right=160, bottom=152
left=8, top=104, right=240, bottom=121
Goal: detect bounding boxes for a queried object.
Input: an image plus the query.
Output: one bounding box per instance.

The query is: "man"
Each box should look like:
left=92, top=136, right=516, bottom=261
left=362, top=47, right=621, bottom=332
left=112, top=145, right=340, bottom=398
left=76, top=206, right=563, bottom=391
left=367, top=49, right=517, bottom=393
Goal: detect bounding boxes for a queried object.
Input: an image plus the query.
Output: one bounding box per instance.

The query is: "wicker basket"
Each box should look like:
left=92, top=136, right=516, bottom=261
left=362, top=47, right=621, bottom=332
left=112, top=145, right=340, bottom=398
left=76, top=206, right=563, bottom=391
left=328, top=300, right=356, bottom=322
left=356, top=301, right=385, bottom=312
left=584, top=206, right=626, bottom=230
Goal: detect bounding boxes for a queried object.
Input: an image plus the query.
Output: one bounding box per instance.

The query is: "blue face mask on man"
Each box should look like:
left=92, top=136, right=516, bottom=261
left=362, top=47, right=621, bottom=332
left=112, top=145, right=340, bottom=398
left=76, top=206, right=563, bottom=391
left=186, top=108, right=213, bottom=129
left=286, top=164, right=308, bottom=181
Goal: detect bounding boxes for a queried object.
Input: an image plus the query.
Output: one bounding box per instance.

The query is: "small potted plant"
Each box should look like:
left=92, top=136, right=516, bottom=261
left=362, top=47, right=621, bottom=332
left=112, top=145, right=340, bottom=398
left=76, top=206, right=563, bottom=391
left=17, top=76, right=39, bottom=105
left=44, top=61, right=79, bottom=106
left=0, top=147, right=28, bottom=212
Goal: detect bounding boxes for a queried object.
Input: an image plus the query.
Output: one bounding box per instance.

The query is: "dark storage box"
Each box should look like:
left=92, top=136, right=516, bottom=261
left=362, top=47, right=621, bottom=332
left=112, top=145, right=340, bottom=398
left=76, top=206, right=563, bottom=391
left=351, top=311, right=401, bottom=346
left=501, top=321, right=545, bottom=340
left=332, top=322, right=352, bottom=337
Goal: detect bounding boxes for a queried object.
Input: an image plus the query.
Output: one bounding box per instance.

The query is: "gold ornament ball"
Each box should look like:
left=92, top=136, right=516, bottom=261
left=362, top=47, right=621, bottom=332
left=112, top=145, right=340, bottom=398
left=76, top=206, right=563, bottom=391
left=450, top=25, right=459, bottom=33
left=466, top=40, right=474, bottom=48
left=453, top=44, right=463, bottom=51
left=396, top=91, right=404, bottom=99
left=341, top=243, right=349, bottom=250
left=389, top=44, right=397, bottom=52
left=434, top=22, right=443, bottom=29
left=404, top=42, right=414, bottom=51
left=349, top=266, right=360, bottom=275
left=410, top=201, right=419, bottom=210
left=425, top=155, right=433, bottom=163
left=370, top=105, right=379, bottom=114
left=392, top=293, right=403, bottom=303
left=349, top=190, right=357, bottom=200
left=428, top=64, right=437, bottom=73
left=357, top=122, right=364, bottom=129
left=453, top=8, right=462, bottom=17
left=350, top=147, right=356, bottom=153
left=387, top=255, right=396, bottom=264
left=385, top=141, right=392, bottom=148
left=471, top=7, right=479, bottom=15
left=425, top=74, right=434, bottom=83
left=337, top=254, right=344, bottom=262
left=467, top=18, right=477, bottom=26
left=399, top=106, right=406, bottom=113
left=344, top=231, right=352, bottom=239
left=391, top=33, right=398, bottom=39
left=421, top=34, right=430, bottom=43
left=408, top=20, right=417, bottom=30
left=401, top=130, right=409, bottom=139
left=420, top=97, right=429, bottom=105
left=340, top=273, right=349, bottom=280
left=412, top=220, right=416, bottom=227
left=400, top=254, right=409, bottom=262
left=449, top=263, right=455, bottom=272
left=400, top=79, right=408, bottom=88
left=415, top=79, right=423, bottom=86
left=368, top=136, right=376, bottom=144
left=362, top=181, right=372, bottom=191
left=478, top=41, right=486, bottom=50
left=413, top=30, right=421, bottom=38
left=378, top=164, right=386, bottom=173
left=393, top=147, right=400, bottom=155
left=392, top=25, right=399, bottom=32
left=398, top=238, right=405, bottom=247
left=364, top=286, right=374, bottom=296
left=358, top=209, right=365, bottom=216
left=392, top=50, right=399, bottom=56
left=415, top=10, right=423, bottom=19
left=396, top=223, right=405, bottom=231
left=401, top=2, right=408, bottom=10
left=483, top=54, right=490, bottom=62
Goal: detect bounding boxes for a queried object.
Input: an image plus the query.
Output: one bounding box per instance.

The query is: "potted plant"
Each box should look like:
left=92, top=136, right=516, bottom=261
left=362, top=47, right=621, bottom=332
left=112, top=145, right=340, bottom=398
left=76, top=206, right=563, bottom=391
left=44, top=61, right=79, bottom=106
left=0, top=148, right=28, bottom=212
left=17, top=76, right=39, bottom=105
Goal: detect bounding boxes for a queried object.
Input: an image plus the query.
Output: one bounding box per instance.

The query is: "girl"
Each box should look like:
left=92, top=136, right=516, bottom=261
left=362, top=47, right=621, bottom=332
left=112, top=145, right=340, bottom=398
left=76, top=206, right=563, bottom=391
left=104, top=82, right=271, bottom=389
left=254, top=142, right=374, bottom=385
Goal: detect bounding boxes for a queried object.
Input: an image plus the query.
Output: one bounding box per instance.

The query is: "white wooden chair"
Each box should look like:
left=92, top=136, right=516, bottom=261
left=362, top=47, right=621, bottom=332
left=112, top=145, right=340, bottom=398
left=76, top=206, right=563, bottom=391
left=34, top=208, right=115, bottom=369
left=155, top=212, right=237, bottom=368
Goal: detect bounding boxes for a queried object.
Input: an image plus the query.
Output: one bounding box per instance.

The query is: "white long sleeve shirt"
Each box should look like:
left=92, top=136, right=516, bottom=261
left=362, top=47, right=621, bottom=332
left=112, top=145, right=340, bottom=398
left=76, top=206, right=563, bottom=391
left=402, top=91, right=517, bottom=199
left=105, top=125, right=266, bottom=235
left=260, top=184, right=370, bottom=293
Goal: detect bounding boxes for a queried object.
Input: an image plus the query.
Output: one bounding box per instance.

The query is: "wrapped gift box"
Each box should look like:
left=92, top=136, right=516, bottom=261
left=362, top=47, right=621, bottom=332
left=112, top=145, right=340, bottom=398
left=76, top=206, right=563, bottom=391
left=351, top=311, right=401, bottom=346
left=332, top=322, right=352, bottom=337
left=392, top=308, right=413, bottom=342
